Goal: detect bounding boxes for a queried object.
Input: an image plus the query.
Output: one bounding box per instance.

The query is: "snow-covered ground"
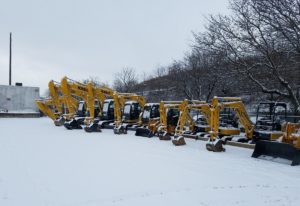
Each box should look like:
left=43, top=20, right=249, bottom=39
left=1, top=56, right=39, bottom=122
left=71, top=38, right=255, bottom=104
left=1, top=118, right=300, bottom=206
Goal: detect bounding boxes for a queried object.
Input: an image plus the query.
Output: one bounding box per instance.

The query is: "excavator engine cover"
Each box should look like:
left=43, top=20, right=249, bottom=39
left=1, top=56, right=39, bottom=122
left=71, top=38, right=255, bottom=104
left=206, top=139, right=225, bottom=152
left=135, top=128, right=154, bottom=138
left=252, top=140, right=300, bottom=166
left=54, top=116, right=65, bottom=126
left=172, top=136, right=186, bottom=146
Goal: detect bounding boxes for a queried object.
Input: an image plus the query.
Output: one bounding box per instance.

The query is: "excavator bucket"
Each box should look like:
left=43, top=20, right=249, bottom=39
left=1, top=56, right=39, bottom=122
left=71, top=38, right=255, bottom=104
left=158, top=132, right=171, bottom=140
left=135, top=128, right=154, bottom=138
left=114, top=126, right=127, bottom=134
left=84, top=122, right=102, bottom=133
left=54, top=116, right=65, bottom=126
left=206, top=139, right=225, bottom=152
left=172, top=136, right=186, bottom=146
left=252, top=140, right=300, bottom=166
left=64, top=118, right=83, bottom=130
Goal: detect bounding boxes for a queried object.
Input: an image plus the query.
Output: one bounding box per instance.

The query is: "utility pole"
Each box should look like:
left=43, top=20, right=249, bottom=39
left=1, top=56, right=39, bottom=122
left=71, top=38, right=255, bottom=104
left=9, top=32, right=12, bottom=86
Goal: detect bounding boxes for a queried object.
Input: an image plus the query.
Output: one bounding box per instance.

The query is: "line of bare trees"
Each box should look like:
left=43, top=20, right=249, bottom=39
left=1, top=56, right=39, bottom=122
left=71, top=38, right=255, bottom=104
left=192, top=0, right=300, bottom=113
left=113, top=0, right=299, bottom=113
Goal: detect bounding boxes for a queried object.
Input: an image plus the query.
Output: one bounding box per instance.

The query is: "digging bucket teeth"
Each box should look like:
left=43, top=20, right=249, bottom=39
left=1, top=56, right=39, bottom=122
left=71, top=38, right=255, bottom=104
left=135, top=128, right=154, bottom=138
left=252, top=140, right=300, bottom=166
left=54, top=116, right=65, bottom=126
left=172, top=136, right=186, bottom=146
left=84, top=123, right=102, bottom=133
left=206, top=139, right=225, bottom=152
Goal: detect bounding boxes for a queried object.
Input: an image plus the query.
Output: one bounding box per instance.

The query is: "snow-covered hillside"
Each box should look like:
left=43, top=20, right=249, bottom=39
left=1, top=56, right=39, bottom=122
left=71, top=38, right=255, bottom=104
left=0, top=118, right=300, bottom=206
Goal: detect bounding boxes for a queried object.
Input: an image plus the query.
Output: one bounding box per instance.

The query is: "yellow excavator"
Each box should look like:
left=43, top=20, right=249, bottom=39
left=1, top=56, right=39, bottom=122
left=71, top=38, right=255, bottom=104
left=156, top=100, right=192, bottom=140
left=135, top=100, right=204, bottom=139
left=252, top=122, right=300, bottom=166
left=135, top=103, right=161, bottom=137
left=205, top=97, right=255, bottom=152
left=204, top=98, right=289, bottom=151
left=172, top=100, right=211, bottom=146
left=113, top=94, right=145, bottom=134
left=60, top=77, right=102, bottom=130
left=83, top=86, right=117, bottom=132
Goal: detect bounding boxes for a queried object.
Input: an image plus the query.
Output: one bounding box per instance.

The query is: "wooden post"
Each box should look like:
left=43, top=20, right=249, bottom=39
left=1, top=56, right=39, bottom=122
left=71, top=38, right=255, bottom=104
left=9, top=32, right=12, bottom=86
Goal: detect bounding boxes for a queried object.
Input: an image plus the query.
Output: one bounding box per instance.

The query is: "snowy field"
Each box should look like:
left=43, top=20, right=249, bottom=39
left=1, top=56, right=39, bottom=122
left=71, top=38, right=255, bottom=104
left=1, top=118, right=300, bottom=206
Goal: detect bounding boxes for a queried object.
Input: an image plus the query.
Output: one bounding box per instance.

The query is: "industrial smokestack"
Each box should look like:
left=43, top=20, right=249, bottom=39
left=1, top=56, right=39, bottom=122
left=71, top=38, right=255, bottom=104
left=9, top=32, right=12, bottom=86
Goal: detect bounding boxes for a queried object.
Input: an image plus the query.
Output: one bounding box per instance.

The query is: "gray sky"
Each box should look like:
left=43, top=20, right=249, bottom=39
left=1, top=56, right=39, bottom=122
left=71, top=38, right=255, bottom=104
left=0, top=0, right=229, bottom=94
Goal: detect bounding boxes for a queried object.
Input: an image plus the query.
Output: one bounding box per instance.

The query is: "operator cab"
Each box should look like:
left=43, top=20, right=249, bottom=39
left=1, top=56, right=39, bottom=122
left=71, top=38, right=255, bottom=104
left=167, top=108, right=180, bottom=126
left=255, top=102, right=287, bottom=131
left=122, top=101, right=142, bottom=122
left=94, top=100, right=101, bottom=118
left=77, top=101, right=87, bottom=117
left=219, top=108, right=239, bottom=128
left=141, top=103, right=160, bottom=124
left=102, top=99, right=115, bottom=120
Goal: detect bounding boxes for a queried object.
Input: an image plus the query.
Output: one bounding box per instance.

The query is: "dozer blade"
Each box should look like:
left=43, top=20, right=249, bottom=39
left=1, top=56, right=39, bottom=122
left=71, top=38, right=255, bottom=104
left=252, top=140, right=300, bottom=166
left=135, top=128, right=154, bottom=138
left=84, top=123, right=102, bottom=133
left=54, top=116, right=65, bottom=126
left=206, top=139, right=225, bottom=152
left=64, top=119, right=83, bottom=130
left=172, top=136, right=186, bottom=146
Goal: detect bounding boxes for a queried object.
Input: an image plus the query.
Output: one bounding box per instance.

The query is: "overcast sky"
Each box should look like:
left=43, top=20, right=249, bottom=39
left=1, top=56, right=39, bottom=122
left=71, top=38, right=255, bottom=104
left=0, top=0, right=229, bottom=94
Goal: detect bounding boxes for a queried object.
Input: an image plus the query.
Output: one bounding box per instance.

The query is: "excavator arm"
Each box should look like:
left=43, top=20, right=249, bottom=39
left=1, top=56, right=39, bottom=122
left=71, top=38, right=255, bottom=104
left=221, top=102, right=254, bottom=139
left=48, top=80, right=63, bottom=114
left=35, top=98, right=59, bottom=120
left=60, top=77, right=80, bottom=119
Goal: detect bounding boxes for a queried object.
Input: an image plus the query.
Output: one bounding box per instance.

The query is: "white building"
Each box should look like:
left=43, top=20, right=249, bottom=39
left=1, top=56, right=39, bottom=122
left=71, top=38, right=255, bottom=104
left=0, top=85, right=40, bottom=113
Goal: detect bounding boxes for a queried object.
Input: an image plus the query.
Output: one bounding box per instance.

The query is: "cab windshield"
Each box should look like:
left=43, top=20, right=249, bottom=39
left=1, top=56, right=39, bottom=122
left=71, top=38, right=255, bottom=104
left=78, top=102, right=84, bottom=111
left=142, top=106, right=151, bottom=119
left=124, top=104, right=131, bottom=115
left=102, top=102, right=109, bottom=113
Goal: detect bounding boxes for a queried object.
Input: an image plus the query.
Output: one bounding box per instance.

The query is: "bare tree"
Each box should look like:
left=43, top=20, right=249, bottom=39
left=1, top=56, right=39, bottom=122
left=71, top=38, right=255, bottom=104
left=153, top=67, right=167, bottom=78
left=113, top=67, right=139, bottom=93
